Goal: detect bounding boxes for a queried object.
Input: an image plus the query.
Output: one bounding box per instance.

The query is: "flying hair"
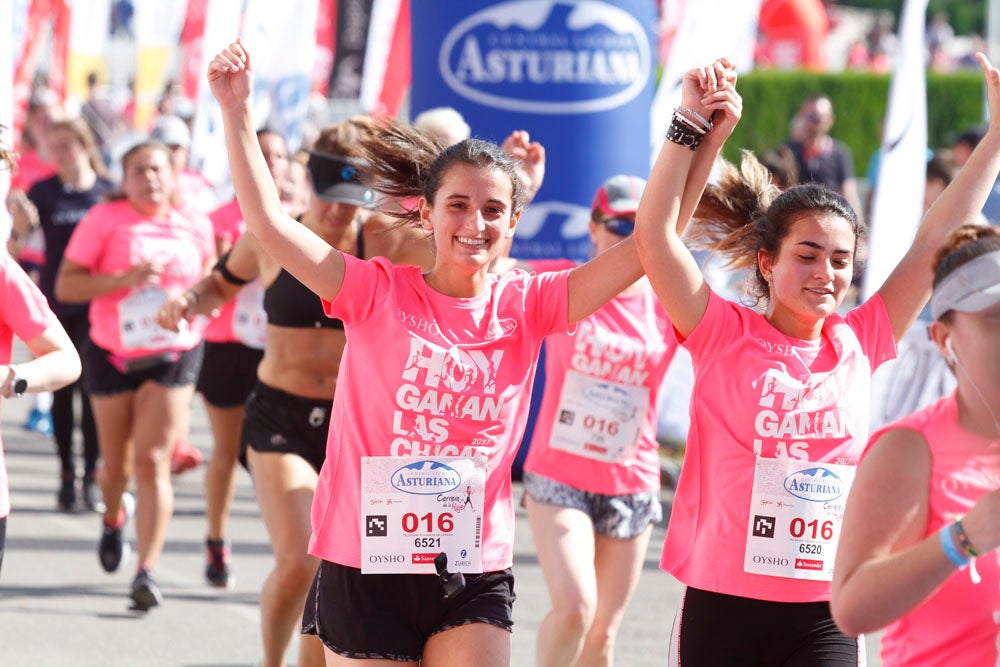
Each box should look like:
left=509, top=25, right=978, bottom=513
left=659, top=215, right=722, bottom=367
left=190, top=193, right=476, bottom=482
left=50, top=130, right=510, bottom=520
left=689, top=150, right=780, bottom=274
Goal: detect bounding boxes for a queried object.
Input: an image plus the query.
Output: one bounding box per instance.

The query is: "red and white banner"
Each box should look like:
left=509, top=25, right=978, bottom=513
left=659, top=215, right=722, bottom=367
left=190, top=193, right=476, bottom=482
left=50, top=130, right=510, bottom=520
left=179, top=0, right=211, bottom=103
left=12, top=0, right=71, bottom=139
left=359, top=0, right=409, bottom=118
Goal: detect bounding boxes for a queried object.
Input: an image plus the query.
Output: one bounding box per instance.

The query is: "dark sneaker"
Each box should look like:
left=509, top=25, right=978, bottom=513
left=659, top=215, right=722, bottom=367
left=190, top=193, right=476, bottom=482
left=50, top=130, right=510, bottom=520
left=98, top=492, right=135, bottom=572
left=205, top=539, right=234, bottom=588
left=57, top=473, right=77, bottom=513
left=130, top=568, right=163, bottom=611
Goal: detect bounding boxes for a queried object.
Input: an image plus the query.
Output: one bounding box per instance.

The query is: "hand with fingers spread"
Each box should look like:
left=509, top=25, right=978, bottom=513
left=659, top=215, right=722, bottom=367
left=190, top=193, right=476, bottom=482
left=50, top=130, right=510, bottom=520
left=207, top=37, right=253, bottom=110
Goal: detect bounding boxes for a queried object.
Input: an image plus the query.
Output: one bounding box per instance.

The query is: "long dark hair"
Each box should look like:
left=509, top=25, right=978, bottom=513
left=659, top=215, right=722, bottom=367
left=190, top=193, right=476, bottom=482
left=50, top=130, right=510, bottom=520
left=690, top=150, right=864, bottom=305
left=351, top=119, right=526, bottom=226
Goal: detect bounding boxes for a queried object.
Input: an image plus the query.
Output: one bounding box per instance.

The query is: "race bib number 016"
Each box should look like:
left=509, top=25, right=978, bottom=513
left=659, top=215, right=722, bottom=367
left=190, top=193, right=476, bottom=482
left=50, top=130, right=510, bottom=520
left=361, top=455, right=486, bottom=575
left=744, top=457, right=855, bottom=582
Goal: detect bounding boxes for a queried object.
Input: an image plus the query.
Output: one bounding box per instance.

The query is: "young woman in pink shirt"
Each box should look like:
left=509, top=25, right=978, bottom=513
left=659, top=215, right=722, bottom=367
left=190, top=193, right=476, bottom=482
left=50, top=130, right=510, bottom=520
left=634, top=54, right=1000, bottom=664
left=832, top=224, right=1000, bottom=666
left=206, top=38, right=722, bottom=667
left=55, top=140, right=215, bottom=611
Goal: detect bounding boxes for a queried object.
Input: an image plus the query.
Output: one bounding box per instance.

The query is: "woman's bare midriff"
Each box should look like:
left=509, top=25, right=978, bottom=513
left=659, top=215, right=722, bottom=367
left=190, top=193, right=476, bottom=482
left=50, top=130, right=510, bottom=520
left=256, top=325, right=346, bottom=400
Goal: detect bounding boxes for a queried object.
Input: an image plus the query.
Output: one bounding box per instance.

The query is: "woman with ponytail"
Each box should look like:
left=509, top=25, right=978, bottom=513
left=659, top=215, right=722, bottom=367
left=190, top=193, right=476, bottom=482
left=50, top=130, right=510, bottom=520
left=634, top=53, right=1000, bottom=664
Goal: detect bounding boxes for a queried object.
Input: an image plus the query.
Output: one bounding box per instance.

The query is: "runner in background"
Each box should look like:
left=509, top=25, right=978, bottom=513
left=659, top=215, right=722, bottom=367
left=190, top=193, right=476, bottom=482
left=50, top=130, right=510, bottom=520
left=521, top=175, right=688, bottom=667
left=832, top=224, right=1000, bottom=666
left=13, top=118, right=114, bottom=512
left=55, top=139, right=215, bottom=612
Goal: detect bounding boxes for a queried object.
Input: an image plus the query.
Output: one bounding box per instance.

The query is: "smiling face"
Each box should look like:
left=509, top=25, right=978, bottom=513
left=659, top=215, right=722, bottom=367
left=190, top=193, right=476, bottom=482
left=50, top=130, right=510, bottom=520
left=421, top=161, right=519, bottom=293
left=760, top=212, right=856, bottom=339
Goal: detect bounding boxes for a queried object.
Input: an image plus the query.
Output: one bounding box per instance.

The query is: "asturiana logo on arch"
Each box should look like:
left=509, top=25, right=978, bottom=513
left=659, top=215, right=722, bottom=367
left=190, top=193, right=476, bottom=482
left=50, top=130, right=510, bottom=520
left=783, top=467, right=845, bottom=503
left=440, top=0, right=651, bottom=114
left=391, top=460, right=462, bottom=495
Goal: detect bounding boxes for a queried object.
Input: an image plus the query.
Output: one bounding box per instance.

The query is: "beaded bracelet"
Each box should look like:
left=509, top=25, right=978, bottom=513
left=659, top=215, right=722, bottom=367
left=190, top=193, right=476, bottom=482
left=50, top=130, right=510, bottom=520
left=954, top=519, right=981, bottom=558
left=939, top=523, right=971, bottom=568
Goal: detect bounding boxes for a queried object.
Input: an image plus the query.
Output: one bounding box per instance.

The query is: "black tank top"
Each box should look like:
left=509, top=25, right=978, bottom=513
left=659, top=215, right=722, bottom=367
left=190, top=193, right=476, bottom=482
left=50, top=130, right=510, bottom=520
left=262, top=218, right=365, bottom=329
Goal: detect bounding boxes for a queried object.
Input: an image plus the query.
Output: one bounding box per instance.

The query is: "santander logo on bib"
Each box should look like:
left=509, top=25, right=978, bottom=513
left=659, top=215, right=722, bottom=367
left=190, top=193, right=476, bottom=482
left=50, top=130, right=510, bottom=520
left=391, top=460, right=462, bottom=496
left=783, top=467, right=845, bottom=503
left=439, top=1, right=651, bottom=114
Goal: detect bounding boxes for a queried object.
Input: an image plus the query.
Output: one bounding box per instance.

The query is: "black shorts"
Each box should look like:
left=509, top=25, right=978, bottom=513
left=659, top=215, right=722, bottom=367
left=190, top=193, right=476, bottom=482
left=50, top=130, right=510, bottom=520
left=240, top=381, right=330, bottom=474
left=83, top=340, right=204, bottom=397
left=302, top=561, right=515, bottom=662
left=671, top=586, right=864, bottom=666
left=196, top=341, right=264, bottom=408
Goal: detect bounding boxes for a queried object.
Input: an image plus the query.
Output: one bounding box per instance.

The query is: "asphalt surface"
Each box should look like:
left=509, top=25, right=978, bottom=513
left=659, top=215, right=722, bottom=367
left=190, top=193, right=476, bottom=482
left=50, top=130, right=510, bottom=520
left=0, top=372, right=882, bottom=666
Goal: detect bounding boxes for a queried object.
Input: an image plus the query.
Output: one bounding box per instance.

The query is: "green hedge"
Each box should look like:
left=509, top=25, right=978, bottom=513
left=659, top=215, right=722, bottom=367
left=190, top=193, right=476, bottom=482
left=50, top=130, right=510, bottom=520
left=723, top=69, right=985, bottom=177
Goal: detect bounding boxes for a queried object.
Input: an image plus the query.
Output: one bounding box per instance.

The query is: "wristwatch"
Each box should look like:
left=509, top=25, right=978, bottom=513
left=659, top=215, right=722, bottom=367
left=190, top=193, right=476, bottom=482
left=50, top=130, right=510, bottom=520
left=8, top=364, right=27, bottom=398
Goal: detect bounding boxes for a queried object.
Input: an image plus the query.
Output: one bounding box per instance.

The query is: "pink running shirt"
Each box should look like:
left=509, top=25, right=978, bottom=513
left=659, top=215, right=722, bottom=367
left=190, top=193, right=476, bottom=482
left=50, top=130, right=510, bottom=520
left=308, top=256, right=571, bottom=571
left=868, top=395, right=1000, bottom=667
left=0, top=255, right=58, bottom=517
left=63, top=199, right=215, bottom=358
left=660, top=290, right=897, bottom=602
left=524, top=264, right=676, bottom=495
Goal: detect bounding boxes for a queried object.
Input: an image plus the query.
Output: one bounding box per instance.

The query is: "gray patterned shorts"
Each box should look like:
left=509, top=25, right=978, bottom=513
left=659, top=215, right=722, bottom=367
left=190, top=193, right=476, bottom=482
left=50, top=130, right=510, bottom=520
left=523, top=472, right=663, bottom=540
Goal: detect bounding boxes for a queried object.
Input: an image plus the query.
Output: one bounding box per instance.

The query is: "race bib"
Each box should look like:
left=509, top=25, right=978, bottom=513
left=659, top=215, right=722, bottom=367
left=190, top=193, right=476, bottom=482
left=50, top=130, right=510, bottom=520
left=744, top=457, right=855, bottom=581
left=549, top=370, right=647, bottom=463
left=119, top=287, right=181, bottom=350
left=232, top=280, right=267, bottom=350
left=361, top=455, right=487, bottom=575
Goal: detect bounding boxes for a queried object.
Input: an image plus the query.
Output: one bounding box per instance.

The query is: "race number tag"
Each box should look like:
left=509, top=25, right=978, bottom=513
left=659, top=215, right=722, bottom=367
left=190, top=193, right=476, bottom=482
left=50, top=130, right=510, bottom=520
left=232, top=280, right=267, bottom=350
left=361, top=455, right=486, bottom=575
left=119, top=287, right=182, bottom=350
left=549, top=370, right=647, bottom=463
left=744, top=457, right=856, bottom=581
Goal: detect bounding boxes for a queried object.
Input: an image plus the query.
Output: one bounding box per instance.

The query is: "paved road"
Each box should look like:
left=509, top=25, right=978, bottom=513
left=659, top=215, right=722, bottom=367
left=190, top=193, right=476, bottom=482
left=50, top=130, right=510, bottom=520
left=0, top=383, right=881, bottom=665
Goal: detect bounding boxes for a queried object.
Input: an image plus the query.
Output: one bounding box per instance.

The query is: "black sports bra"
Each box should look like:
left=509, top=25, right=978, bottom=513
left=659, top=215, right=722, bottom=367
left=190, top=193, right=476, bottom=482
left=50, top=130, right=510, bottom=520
left=262, top=218, right=365, bottom=330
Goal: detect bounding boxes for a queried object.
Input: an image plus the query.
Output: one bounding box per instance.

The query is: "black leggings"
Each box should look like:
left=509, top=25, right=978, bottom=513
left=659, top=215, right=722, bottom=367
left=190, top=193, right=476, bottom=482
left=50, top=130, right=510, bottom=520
left=0, top=515, right=6, bottom=577
left=671, top=586, right=864, bottom=666
left=52, top=310, right=98, bottom=477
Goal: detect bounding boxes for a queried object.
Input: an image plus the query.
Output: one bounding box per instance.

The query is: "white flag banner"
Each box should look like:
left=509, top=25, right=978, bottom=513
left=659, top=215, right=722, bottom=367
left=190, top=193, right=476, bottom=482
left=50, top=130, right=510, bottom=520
left=650, top=0, right=760, bottom=166
left=861, top=0, right=929, bottom=300
left=190, top=0, right=316, bottom=194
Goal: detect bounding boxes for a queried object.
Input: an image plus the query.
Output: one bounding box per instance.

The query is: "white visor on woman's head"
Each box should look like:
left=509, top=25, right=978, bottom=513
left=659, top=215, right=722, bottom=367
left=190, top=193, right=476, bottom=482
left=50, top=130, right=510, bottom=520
left=930, top=250, right=1000, bottom=320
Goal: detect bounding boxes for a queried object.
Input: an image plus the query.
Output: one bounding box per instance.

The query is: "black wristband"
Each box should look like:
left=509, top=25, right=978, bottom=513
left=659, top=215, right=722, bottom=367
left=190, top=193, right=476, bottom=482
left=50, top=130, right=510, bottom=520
left=665, top=120, right=702, bottom=151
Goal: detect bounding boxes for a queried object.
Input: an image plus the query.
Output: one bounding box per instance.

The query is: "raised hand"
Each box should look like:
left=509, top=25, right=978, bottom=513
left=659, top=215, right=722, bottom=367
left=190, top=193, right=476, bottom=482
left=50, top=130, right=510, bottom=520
left=977, top=53, right=1000, bottom=132
left=679, top=58, right=741, bottom=144
left=207, top=37, right=253, bottom=110
left=501, top=130, right=546, bottom=203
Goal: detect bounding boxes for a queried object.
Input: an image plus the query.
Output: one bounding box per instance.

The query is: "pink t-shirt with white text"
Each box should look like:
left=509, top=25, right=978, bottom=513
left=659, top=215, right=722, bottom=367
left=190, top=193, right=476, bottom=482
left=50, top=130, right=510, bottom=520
left=525, top=264, right=675, bottom=495
left=869, top=395, right=1000, bottom=667
left=660, top=290, right=897, bottom=602
left=0, top=255, right=58, bottom=517
left=64, top=199, right=214, bottom=357
left=308, top=256, right=571, bottom=571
